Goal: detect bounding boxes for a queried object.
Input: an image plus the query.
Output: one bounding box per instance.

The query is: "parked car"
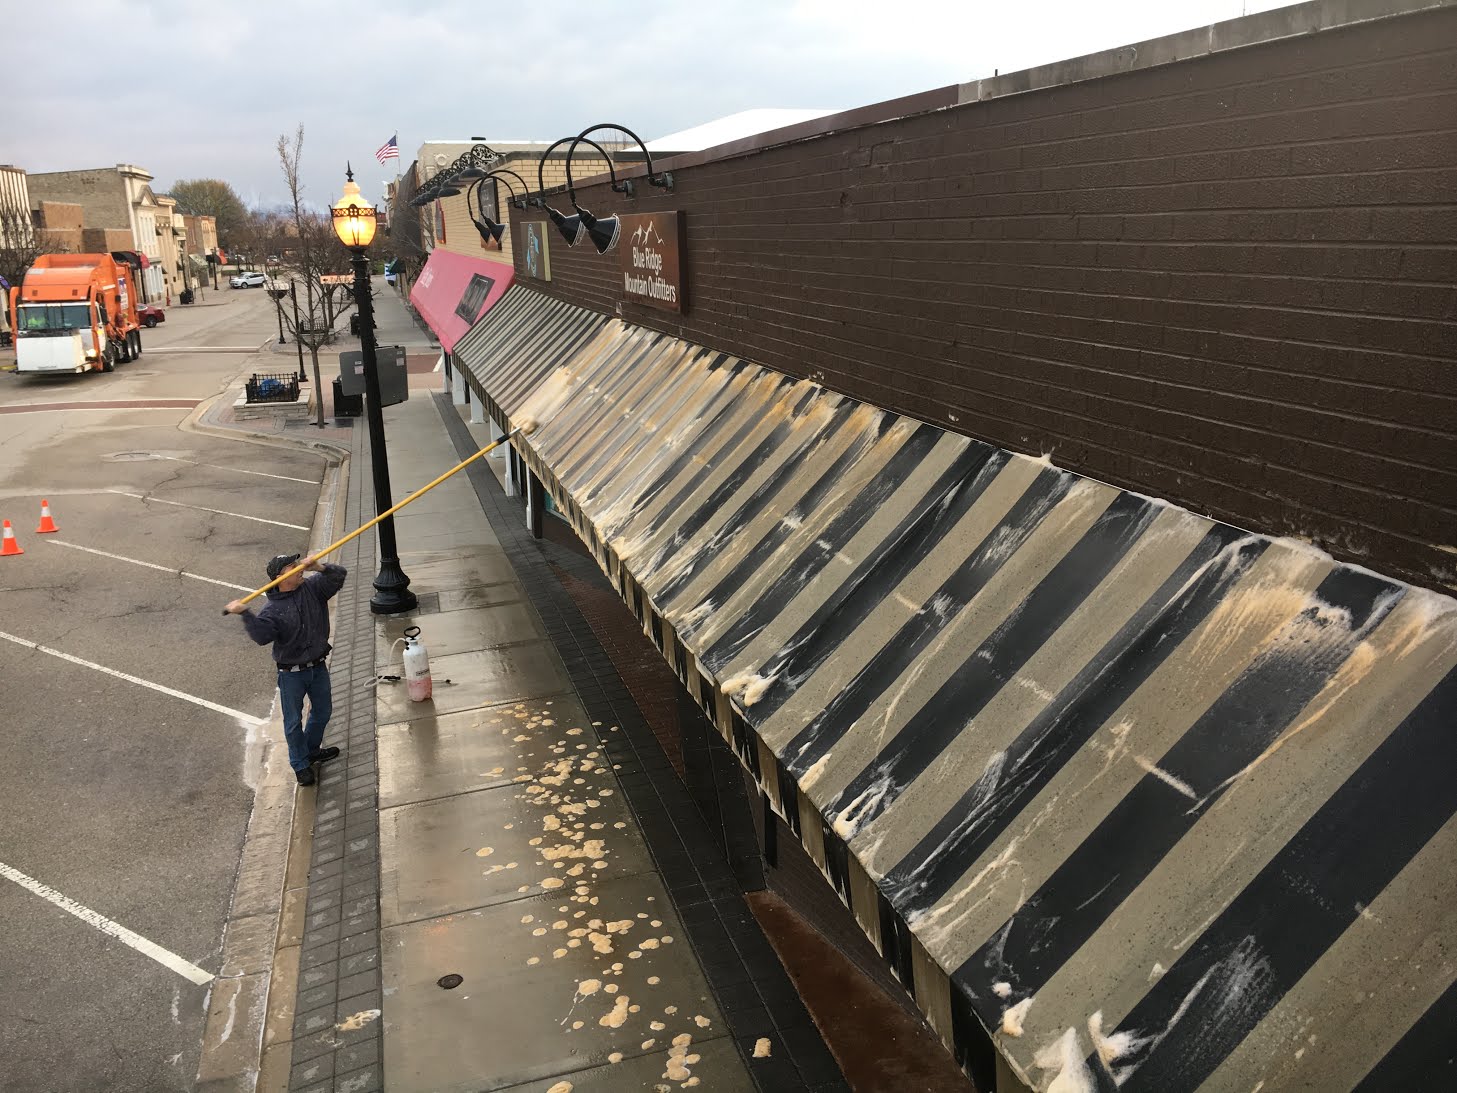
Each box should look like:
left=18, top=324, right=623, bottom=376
left=137, top=304, right=166, bottom=328
left=230, top=271, right=267, bottom=288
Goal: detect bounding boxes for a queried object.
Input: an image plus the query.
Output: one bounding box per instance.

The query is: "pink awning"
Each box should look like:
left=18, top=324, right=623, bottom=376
left=408, top=249, right=514, bottom=353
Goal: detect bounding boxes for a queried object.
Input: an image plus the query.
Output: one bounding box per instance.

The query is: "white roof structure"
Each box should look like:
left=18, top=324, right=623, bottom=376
left=646, top=109, right=840, bottom=153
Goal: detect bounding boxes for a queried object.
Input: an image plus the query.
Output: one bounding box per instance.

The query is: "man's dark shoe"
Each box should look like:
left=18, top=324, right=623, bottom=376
left=310, top=746, right=341, bottom=764
left=296, top=768, right=316, bottom=786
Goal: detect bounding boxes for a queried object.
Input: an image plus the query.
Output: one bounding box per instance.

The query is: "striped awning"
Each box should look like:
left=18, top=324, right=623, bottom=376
left=453, top=286, right=1457, bottom=1092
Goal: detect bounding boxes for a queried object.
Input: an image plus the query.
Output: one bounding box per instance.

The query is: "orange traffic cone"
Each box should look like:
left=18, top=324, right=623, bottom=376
left=36, top=500, right=58, bottom=534
left=1, top=520, right=22, bottom=556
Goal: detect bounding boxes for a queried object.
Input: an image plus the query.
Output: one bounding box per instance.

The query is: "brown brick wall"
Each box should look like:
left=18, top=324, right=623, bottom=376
left=81, top=228, right=135, bottom=252
left=27, top=169, right=131, bottom=229
left=513, top=4, right=1457, bottom=592
left=36, top=200, right=82, bottom=231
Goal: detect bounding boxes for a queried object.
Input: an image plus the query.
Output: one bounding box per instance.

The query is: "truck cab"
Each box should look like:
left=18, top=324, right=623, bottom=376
left=14, top=298, right=108, bottom=372
left=7, top=254, right=142, bottom=374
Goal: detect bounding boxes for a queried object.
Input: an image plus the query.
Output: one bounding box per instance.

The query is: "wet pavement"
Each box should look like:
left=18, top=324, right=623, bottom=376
left=237, top=283, right=963, bottom=1093
left=0, top=287, right=324, bottom=1093
left=235, top=283, right=799, bottom=1093
left=367, top=383, right=759, bottom=1092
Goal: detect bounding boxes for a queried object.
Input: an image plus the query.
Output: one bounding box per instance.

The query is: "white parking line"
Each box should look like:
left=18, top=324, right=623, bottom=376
left=107, top=490, right=308, bottom=530
left=157, top=455, right=317, bottom=485
left=0, top=861, right=213, bottom=985
left=0, top=631, right=267, bottom=727
left=142, top=346, right=263, bottom=353
left=43, top=539, right=252, bottom=592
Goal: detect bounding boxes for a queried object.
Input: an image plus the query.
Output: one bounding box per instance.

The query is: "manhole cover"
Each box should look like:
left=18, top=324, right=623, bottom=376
left=437, top=974, right=463, bottom=990
left=103, top=449, right=191, bottom=463
left=105, top=451, right=166, bottom=462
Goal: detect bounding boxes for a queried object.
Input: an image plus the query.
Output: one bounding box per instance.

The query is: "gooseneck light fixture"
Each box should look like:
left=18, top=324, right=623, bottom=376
left=534, top=136, right=589, bottom=247
left=573, top=123, right=674, bottom=194
left=530, top=123, right=675, bottom=255
left=331, top=164, right=417, bottom=616
left=563, top=142, right=621, bottom=255
left=535, top=135, right=640, bottom=249
left=467, top=169, right=531, bottom=247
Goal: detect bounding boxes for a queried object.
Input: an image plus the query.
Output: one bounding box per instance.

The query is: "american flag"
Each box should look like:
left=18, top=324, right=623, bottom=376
left=375, top=135, right=399, bottom=165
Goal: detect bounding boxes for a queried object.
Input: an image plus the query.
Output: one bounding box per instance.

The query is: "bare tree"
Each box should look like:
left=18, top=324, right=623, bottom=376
left=275, top=124, right=356, bottom=427
left=0, top=199, right=66, bottom=295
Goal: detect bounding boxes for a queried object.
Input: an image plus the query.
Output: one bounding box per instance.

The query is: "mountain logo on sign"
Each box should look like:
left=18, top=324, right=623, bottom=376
left=629, top=221, right=665, bottom=246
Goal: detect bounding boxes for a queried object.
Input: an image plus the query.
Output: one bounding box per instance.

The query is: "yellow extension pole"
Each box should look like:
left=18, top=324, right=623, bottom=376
left=226, top=425, right=523, bottom=614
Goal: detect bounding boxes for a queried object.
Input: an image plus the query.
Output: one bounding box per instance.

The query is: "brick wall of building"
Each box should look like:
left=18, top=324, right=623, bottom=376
left=36, top=200, right=82, bottom=232
left=32, top=201, right=83, bottom=251
left=27, top=168, right=131, bottom=229
left=511, top=2, right=1457, bottom=592
left=432, top=152, right=611, bottom=270
left=79, top=227, right=135, bottom=252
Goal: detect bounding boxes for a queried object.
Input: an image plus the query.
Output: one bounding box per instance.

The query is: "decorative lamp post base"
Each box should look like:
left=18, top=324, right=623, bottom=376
left=370, top=557, right=418, bottom=615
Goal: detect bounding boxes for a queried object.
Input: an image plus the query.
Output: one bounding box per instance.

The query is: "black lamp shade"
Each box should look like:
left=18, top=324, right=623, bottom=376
left=546, top=206, right=584, bottom=247
left=457, top=167, right=486, bottom=180
left=473, top=217, right=507, bottom=245
left=435, top=185, right=462, bottom=197
left=577, top=208, right=621, bottom=254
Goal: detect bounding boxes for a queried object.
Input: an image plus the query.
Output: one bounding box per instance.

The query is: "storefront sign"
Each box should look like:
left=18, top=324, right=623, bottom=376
left=521, top=221, right=551, bottom=282
left=619, top=212, right=684, bottom=314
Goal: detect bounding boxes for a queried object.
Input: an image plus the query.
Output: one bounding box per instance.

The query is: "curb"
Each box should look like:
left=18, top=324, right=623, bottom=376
left=180, top=391, right=352, bottom=464
left=192, top=405, right=352, bottom=1093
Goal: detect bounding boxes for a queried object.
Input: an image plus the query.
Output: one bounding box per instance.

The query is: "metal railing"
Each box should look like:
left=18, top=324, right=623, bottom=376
left=244, top=373, right=301, bottom=404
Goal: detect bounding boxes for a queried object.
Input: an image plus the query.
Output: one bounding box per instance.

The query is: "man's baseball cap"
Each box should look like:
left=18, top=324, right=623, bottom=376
left=267, top=553, right=302, bottom=580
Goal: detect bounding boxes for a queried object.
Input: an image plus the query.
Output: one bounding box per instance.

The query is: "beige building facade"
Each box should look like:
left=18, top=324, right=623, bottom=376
left=27, top=164, right=168, bottom=300
left=0, top=165, right=30, bottom=251
left=183, top=213, right=218, bottom=290
left=156, top=195, right=190, bottom=301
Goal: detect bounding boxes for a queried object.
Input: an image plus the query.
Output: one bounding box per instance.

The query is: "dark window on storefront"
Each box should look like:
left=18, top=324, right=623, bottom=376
left=454, top=273, right=495, bottom=323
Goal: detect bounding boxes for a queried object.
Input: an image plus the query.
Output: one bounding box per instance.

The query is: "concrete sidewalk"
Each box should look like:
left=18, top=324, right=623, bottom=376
left=362, top=393, right=756, bottom=1092
left=256, top=281, right=843, bottom=1093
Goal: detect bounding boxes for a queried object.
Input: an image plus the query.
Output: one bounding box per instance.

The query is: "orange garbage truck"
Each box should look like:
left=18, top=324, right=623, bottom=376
left=6, top=254, right=142, bottom=374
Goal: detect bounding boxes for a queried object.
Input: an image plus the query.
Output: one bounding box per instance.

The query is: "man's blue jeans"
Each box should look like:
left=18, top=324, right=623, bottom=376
left=277, top=665, right=332, bottom=773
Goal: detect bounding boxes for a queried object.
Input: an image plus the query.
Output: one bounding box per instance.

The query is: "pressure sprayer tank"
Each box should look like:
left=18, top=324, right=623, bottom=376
left=402, top=625, right=432, bottom=702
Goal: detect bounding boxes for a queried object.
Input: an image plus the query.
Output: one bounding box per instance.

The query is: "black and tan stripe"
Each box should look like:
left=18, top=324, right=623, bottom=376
left=449, top=286, right=1457, bottom=1093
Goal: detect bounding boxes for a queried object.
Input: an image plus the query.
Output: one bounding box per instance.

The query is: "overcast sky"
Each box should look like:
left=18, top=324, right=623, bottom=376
left=3, top=0, right=1299, bottom=214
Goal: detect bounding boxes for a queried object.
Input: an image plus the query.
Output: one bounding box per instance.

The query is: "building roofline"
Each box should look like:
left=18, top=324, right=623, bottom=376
left=573, top=0, right=1453, bottom=190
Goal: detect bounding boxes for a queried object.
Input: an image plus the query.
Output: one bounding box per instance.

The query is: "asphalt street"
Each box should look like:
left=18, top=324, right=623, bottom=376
left=0, top=287, right=331, bottom=1092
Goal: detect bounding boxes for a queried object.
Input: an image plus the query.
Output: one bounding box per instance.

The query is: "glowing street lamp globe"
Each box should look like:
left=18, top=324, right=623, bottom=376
left=332, top=173, right=377, bottom=249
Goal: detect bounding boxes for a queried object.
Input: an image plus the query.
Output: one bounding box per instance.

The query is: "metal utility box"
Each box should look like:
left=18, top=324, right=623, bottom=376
left=338, top=345, right=408, bottom=407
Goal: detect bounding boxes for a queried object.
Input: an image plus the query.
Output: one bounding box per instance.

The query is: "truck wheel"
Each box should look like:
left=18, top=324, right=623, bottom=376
left=132, top=331, right=143, bottom=358
left=117, top=336, right=132, bottom=364
left=100, top=345, right=116, bottom=372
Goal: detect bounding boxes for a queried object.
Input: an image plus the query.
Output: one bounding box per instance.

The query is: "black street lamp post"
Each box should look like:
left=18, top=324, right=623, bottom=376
left=275, top=293, right=288, bottom=345
left=289, top=281, right=306, bottom=383
left=333, top=165, right=416, bottom=616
